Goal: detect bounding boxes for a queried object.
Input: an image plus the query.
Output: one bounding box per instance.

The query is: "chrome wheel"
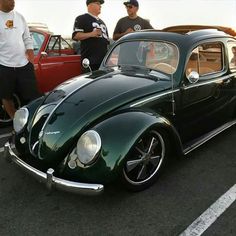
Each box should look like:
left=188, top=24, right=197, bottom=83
left=123, top=130, right=168, bottom=190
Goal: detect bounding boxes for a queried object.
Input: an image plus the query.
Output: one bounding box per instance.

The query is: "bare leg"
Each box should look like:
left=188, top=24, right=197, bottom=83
left=2, top=98, right=16, bottom=119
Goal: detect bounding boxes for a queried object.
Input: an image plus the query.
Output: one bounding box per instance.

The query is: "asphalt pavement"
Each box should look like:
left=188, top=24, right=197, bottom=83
left=0, top=125, right=235, bottom=236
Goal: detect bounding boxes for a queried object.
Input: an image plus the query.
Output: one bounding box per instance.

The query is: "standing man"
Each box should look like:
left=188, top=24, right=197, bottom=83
left=0, top=0, right=40, bottom=119
left=72, top=0, right=109, bottom=71
left=113, top=0, right=153, bottom=41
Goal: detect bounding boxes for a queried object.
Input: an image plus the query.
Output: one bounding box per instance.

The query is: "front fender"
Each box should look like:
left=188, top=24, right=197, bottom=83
left=64, top=111, right=182, bottom=183
left=15, top=96, right=45, bottom=154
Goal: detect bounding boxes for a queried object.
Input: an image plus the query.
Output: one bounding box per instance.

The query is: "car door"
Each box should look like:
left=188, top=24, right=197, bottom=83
left=37, top=35, right=81, bottom=92
left=176, top=41, right=233, bottom=144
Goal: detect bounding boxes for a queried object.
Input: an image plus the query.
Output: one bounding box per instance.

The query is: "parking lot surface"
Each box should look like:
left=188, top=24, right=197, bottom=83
left=0, top=125, right=235, bottom=236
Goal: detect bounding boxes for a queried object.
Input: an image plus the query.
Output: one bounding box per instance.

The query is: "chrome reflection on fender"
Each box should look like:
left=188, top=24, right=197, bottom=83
left=3, top=142, right=104, bottom=195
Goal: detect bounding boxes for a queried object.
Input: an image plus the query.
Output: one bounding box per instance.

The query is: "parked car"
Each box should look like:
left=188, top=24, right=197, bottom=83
left=4, top=26, right=236, bottom=195
left=162, top=24, right=236, bottom=36
left=31, top=27, right=82, bottom=93
left=0, top=28, right=82, bottom=126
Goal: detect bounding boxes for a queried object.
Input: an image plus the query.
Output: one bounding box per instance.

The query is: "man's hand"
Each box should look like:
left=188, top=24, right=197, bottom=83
left=125, top=28, right=134, bottom=34
left=113, top=27, right=134, bottom=41
left=74, top=28, right=102, bottom=41
left=26, top=49, right=34, bottom=64
left=92, top=28, right=102, bottom=37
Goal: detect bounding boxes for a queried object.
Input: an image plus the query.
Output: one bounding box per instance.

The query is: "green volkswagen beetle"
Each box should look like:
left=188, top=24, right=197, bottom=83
left=4, top=27, right=236, bottom=195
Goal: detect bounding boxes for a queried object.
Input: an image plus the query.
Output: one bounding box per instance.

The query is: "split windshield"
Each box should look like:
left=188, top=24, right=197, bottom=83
left=105, top=40, right=179, bottom=74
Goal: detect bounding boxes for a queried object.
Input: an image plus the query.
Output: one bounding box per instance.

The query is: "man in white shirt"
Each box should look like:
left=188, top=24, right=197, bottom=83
left=0, top=0, right=40, bottom=119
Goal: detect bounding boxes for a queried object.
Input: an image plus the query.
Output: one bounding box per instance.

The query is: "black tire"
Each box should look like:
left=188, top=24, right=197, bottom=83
left=122, top=129, right=169, bottom=191
left=0, top=94, right=21, bottom=127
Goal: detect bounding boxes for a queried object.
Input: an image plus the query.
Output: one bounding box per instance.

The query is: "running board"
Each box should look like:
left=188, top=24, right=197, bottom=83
left=183, top=119, right=236, bottom=155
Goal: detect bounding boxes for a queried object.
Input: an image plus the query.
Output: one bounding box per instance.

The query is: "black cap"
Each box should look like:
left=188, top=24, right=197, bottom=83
left=123, top=0, right=139, bottom=7
left=86, top=0, right=104, bottom=5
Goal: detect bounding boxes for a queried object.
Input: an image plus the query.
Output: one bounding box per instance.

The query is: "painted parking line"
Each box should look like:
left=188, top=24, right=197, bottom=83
left=179, top=184, right=236, bottom=236
left=0, top=132, right=12, bottom=139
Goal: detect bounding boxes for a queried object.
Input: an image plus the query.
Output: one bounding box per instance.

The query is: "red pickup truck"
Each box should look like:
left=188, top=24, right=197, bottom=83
left=32, top=28, right=82, bottom=93
left=0, top=28, right=82, bottom=125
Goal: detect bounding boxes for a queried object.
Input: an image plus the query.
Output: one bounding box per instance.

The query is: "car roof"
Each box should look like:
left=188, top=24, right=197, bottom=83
left=28, top=22, right=50, bottom=32
left=29, top=26, right=54, bottom=36
left=162, top=25, right=236, bottom=37
left=118, top=26, right=236, bottom=49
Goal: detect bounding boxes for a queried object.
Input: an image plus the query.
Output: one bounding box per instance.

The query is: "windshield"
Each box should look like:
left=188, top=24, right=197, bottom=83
left=105, top=40, right=179, bottom=74
left=31, top=31, right=45, bottom=55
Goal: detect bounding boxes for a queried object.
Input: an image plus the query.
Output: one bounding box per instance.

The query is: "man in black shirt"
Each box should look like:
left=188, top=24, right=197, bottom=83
left=113, top=0, right=153, bottom=41
left=72, top=0, right=109, bottom=71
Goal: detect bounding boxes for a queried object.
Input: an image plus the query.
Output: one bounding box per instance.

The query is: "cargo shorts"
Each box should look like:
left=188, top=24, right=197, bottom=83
left=0, top=62, right=41, bottom=104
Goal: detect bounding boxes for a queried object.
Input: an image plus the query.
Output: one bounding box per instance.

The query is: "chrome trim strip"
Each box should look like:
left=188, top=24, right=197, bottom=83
left=4, top=142, right=104, bottom=195
left=130, top=89, right=179, bottom=107
left=130, top=72, right=236, bottom=108
left=183, top=120, right=236, bottom=155
left=32, top=141, right=39, bottom=154
left=183, top=72, right=236, bottom=90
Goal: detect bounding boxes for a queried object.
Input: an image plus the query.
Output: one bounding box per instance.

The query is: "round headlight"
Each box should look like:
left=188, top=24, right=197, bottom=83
left=13, top=108, right=29, bottom=133
left=76, top=130, right=101, bottom=165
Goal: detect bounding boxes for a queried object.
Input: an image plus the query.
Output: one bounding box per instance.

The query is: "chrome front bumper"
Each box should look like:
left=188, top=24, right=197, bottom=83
left=4, top=142, right=104, bottom=195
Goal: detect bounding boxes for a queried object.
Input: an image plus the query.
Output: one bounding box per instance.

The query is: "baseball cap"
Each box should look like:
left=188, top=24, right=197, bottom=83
left=86, top=0, right=104, bottom=6
left=123, top=0, right=139, bottom=7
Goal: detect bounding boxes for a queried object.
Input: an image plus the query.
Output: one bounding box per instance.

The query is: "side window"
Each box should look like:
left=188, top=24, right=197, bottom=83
left=47, top=36, right=61, bottom=56
left=46, top=36, right=73, bottom=56
left=186, top=42, right=224, bottom=77
left=31, top=32, right=45, bottom=56
left=227, top=42, right=236, bottom=71
left=186, top=48, right=199, bottom=76
left=61, top=38, right=72, bottom=50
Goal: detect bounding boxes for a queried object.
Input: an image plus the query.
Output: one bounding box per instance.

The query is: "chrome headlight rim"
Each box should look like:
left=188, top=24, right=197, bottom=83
left=13, top=107, right=29, bottom=133
left=76, top=130, right=101, bottom=166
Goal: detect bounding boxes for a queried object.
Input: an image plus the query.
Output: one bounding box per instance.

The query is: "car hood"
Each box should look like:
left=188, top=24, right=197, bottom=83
left=29, top=70, right=171, bottom=164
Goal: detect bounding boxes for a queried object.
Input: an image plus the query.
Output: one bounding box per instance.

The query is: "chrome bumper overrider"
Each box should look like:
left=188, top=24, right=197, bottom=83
left=4, top=142, right=104, bottom=195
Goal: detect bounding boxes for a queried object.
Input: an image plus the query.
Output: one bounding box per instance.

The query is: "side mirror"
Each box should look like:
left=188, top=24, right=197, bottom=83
left=40, top=51, right=48, bottom=58
left=82, top=58, right=92, bottom=73
left=187, top=71, right=199, bottom=84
